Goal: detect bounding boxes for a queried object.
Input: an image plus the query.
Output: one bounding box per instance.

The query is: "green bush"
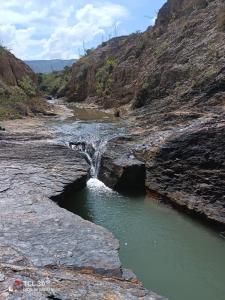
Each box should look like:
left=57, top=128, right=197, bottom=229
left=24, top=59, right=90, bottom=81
left=0, top=86, right=27, bottom=119
left=38, top=68, right=71, bottom=96
left=0, top=85, right=47, bottom=120
left=95, top=58, right=116, bottom=94
left=19, top=76, right=36, bottom=97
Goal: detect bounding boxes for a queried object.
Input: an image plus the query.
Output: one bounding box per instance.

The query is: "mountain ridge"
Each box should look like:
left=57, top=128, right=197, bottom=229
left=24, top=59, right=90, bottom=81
left=25, top=59, right=76, bottom=74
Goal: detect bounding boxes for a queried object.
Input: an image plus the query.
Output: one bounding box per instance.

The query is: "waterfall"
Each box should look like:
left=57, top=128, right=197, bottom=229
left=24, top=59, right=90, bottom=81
left=69, top=139, right=107, bottom=178
left=92, top=139, right=108, bottom=177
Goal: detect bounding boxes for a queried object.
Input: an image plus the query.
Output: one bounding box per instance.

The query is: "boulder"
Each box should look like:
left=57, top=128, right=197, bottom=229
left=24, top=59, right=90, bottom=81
left=98, top=137, right=146, bottom=192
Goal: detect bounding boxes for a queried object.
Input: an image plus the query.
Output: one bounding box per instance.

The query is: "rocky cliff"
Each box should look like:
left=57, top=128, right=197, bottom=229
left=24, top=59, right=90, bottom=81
left=0, top=47, right=48, bottom=120
left=62, top=0, right=225, bottom=226
left=62, top=0, right=225, bottom=109
left=0, top=47, right=36, bottom=89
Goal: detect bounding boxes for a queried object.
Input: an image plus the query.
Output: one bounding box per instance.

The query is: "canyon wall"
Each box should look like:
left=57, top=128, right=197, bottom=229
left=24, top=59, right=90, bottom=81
left=62, top=0, right=225, bottom=111
left=0, top=47, right=48, bottom=120
left=0, top=47, right=36, bottom=90
left=62, top=0, right=225, bottom=226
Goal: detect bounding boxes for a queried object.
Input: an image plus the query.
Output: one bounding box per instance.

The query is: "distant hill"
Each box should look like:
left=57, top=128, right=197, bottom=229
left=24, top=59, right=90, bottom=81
left=25, top=59, right=76, bottom=74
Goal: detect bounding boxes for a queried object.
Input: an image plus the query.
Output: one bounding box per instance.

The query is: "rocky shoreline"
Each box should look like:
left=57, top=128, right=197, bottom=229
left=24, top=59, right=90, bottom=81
left=0, top=112, right=165, bottom=299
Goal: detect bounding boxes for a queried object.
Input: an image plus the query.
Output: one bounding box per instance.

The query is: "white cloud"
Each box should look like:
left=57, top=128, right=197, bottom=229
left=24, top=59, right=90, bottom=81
left=41, top=3, right=128, bottom=59
left=0, top=1, right=128, bottom=60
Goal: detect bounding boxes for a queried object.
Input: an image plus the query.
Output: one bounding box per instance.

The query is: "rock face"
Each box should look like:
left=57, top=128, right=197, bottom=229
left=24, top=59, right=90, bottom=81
left=0, top=47, right=36, bottom=89
left=0, top=48, right=45, bottom=120
left=60, top=0, right=225, bottom=226
left=98, top=116, right=225, bottom=226
left=145, top=119, right=225, bottom=225
left=0, top=129, right=165, bottom=299
left=98, top=137, right=146, bottom=192
left=62, top=0, right=225, bottom=110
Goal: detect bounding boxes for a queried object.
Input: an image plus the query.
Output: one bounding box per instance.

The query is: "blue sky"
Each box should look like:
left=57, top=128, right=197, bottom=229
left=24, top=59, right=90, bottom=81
left=0, top=0, right=166, bottom=60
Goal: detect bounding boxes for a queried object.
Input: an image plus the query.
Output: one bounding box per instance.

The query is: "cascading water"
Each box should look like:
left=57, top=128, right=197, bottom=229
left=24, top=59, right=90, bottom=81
left=69, top=138, right=108, bottom=178
left=93, top=139, right=108, bottom=177
left=48, top=116, right=125, bottom=179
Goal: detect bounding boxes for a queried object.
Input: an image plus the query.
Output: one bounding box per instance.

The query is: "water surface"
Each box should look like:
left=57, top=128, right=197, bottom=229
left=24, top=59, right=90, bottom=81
left=65, top=179, right=225, bottom=300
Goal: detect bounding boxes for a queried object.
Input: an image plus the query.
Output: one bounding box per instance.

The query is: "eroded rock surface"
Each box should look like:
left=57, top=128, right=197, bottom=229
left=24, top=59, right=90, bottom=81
left=0, top=48, right=35, bottom=88
left=99, top=137, right=146, bottom=192
left=98, top=116, right=225, bottom=226
left=146, top=119, right=225, bottom=225
left=0, top=263, right=164, bottom=300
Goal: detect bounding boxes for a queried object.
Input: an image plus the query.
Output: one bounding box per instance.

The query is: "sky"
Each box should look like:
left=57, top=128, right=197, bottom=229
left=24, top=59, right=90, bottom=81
left=0, top=0, right=166, bottom=60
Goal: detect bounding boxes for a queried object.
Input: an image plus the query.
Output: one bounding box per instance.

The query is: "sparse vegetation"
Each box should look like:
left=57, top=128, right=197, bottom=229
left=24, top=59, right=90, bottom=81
left=19, top=76, right=36, bottom=97
left=217, top=6, right=225, bottom=31
left=38, top=66, right=72, bottom=96
left=0, top=44, right=10, bottom=55
left=0, top=86, right=47, bottom=120
left=204, top=66, right=219, bottom=79
left=95, top=58, right=116, bottom=95
left=0, top=46, right=5, bottom=55
left=154, top=40, right=170, bottom=57
left=0, top=45, right=48, bottom=120
left=83, top=48, right=95, bottom=56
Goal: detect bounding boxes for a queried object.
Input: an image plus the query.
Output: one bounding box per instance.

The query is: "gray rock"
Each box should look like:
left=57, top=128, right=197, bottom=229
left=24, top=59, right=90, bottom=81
left=0, top=273, right=5, bottom=282
left=0, top=264, right=166, bottom=300
left=98, top=137, right=146, bottom=192
left=146, top=120, right=225, bottom=226
left=0, top=139, right=120, bottom=275
left=0, top=132, right=165, bottom=299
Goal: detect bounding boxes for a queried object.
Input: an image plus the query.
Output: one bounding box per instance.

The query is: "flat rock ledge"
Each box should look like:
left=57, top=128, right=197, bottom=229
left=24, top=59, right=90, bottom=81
left=0, top=132, right=165, bottom=299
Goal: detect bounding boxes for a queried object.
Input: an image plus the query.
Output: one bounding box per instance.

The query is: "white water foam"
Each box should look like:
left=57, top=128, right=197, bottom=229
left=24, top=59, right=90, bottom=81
left=87, top=178, right=113, bottom=192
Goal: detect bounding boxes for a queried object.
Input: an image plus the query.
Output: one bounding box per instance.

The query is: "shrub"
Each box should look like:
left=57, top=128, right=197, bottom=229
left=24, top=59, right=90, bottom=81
left=84, top=48, right=94, bottom=56
left=19, top=76, right=36, bottom=97
left=0, top=85, right=47, bottom=120
left=0, top=88, right=26, bottom=120
left=154, top=40, right=169, bottom=57
left=95, top=58, right=116, bottom=94
left=0, top=44, right=10, bottom=55
left=38, top=70, right=71, bottom=96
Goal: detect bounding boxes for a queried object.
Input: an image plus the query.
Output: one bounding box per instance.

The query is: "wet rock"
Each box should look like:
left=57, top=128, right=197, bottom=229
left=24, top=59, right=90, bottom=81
left=98, top=137, right=146, bottom=192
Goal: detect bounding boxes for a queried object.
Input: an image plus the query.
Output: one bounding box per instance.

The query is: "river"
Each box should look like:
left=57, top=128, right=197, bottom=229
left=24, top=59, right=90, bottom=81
left=49, top=105, right=225, bottom=300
